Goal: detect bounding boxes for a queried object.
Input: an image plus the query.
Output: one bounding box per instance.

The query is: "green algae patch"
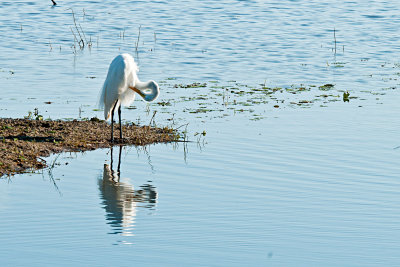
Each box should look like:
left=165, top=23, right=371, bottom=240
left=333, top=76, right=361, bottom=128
left=319, top=84, right=335, bottom=90
left=174, top=82, right=207, bottom=88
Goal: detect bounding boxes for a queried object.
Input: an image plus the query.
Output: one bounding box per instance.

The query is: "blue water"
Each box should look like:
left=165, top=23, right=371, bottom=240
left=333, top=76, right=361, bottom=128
left=1, top=0, right=400, bottom=266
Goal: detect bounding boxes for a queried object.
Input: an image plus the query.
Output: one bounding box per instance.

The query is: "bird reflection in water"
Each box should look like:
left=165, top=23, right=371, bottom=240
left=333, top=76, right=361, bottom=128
left=98, top=145, right=157, bottom=236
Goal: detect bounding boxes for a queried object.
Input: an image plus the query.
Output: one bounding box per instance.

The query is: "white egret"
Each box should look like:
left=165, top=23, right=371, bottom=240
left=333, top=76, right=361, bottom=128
left=99, top=53, right=160, bottom=141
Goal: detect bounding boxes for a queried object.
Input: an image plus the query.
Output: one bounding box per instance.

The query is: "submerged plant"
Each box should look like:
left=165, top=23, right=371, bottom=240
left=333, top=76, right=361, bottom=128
left=343, top=91, right=350, bottom=102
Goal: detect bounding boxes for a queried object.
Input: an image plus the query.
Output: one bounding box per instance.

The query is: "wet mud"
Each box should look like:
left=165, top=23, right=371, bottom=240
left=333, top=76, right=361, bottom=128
left=0, top=118, right=179, bottom=177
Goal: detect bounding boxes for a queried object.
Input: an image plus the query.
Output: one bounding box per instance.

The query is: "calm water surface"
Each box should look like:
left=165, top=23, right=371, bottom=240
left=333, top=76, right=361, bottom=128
left=1, top=0, right=400, bottom=266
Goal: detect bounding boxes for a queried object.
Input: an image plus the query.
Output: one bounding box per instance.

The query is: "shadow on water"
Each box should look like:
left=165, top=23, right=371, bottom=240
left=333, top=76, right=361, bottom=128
left=98, top=145, right=157, bottom=237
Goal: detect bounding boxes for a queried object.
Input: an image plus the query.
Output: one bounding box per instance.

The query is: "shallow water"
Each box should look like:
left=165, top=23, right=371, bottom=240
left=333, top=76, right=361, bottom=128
left=1, top=0, right=400, bottom=266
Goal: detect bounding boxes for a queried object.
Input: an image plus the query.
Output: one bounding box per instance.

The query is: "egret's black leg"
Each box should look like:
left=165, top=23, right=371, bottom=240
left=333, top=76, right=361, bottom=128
left=110, top=101, right=118, bottom=142
left=117, top=145, right=122, bottom=181
left=111, top=110, right=114, bottom=142
left=118, top=105, right=122, bottom=139
left=110, top=146, right=114, bottom=170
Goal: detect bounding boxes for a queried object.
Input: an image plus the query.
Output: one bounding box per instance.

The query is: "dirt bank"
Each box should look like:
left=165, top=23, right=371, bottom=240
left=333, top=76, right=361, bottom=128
left=0, top=118, right=179, bottom=177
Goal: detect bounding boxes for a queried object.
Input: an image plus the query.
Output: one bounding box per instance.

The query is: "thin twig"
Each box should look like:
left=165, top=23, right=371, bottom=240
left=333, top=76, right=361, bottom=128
left=79, top=23, right=88, bottom=44
left=333, top=27, right=337, bottom=55
left=175, top=123, right=189, bottom=130
left=70, top=27, right=78, bottom=51
left=46, top=154, right=62, bottom=196
left=149, top=110, right=157, bottom=126
left=69, top=8, right=85, bottom=49
left=135, top=25, right=141, bottom=51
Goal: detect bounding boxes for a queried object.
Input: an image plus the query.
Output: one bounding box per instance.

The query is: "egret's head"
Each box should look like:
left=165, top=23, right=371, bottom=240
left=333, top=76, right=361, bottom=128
left=143, top=81, right=160, bottom=102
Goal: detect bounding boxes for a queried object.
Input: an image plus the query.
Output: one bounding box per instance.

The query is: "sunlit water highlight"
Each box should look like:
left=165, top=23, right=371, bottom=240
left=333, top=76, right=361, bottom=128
left=1, top=0, right=400, bottom=266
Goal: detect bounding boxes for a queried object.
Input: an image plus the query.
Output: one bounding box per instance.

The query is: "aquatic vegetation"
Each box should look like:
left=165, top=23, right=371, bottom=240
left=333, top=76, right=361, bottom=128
left=24, top=108, right=44, bottom=121
left=343, top=91, right=350, bottom=102
left=142, top=76, right=395, bottom=126
left=319, top=84, right=335, bottom=90
left=174, top=82, right=207, bottom=88
left=69, top=8, right=93, bottom=51
left=157, top=101, right=172, bottom=106
left=331, top=62, right=346, bottom=68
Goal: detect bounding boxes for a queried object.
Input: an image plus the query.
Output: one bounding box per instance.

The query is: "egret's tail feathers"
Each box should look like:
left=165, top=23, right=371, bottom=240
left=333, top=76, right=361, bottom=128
left=103, top=100, right=120, bottom=121
left=98, top=83, right=108, bottom=120
left=98, top=84, right=106, bottom=109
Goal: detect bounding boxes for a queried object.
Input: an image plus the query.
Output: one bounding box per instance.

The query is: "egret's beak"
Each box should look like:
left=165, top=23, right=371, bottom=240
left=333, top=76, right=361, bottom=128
left=129, top=86, right=145, bottom=98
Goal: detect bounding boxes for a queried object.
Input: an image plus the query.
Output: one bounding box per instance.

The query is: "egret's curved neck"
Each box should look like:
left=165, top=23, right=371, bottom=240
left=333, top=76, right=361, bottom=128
left=135, top=80, right=160, bottom=102
left=135, top=81, right=152, bottom=90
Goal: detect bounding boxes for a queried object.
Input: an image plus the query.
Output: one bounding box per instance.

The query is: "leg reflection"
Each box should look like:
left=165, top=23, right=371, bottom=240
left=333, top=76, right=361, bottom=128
left=99, top=145, right=157, bottom=236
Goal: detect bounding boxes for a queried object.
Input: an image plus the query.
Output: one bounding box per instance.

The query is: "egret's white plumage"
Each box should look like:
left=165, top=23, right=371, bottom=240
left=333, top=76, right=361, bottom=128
left=99, top=53, right=160, bottom=120
left=99, top=53, right=160, bottom=141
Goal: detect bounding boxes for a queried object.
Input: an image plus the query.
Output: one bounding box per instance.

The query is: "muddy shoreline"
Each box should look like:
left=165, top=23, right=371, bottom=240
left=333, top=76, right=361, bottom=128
left=0, top=118, right=180, bottom=177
